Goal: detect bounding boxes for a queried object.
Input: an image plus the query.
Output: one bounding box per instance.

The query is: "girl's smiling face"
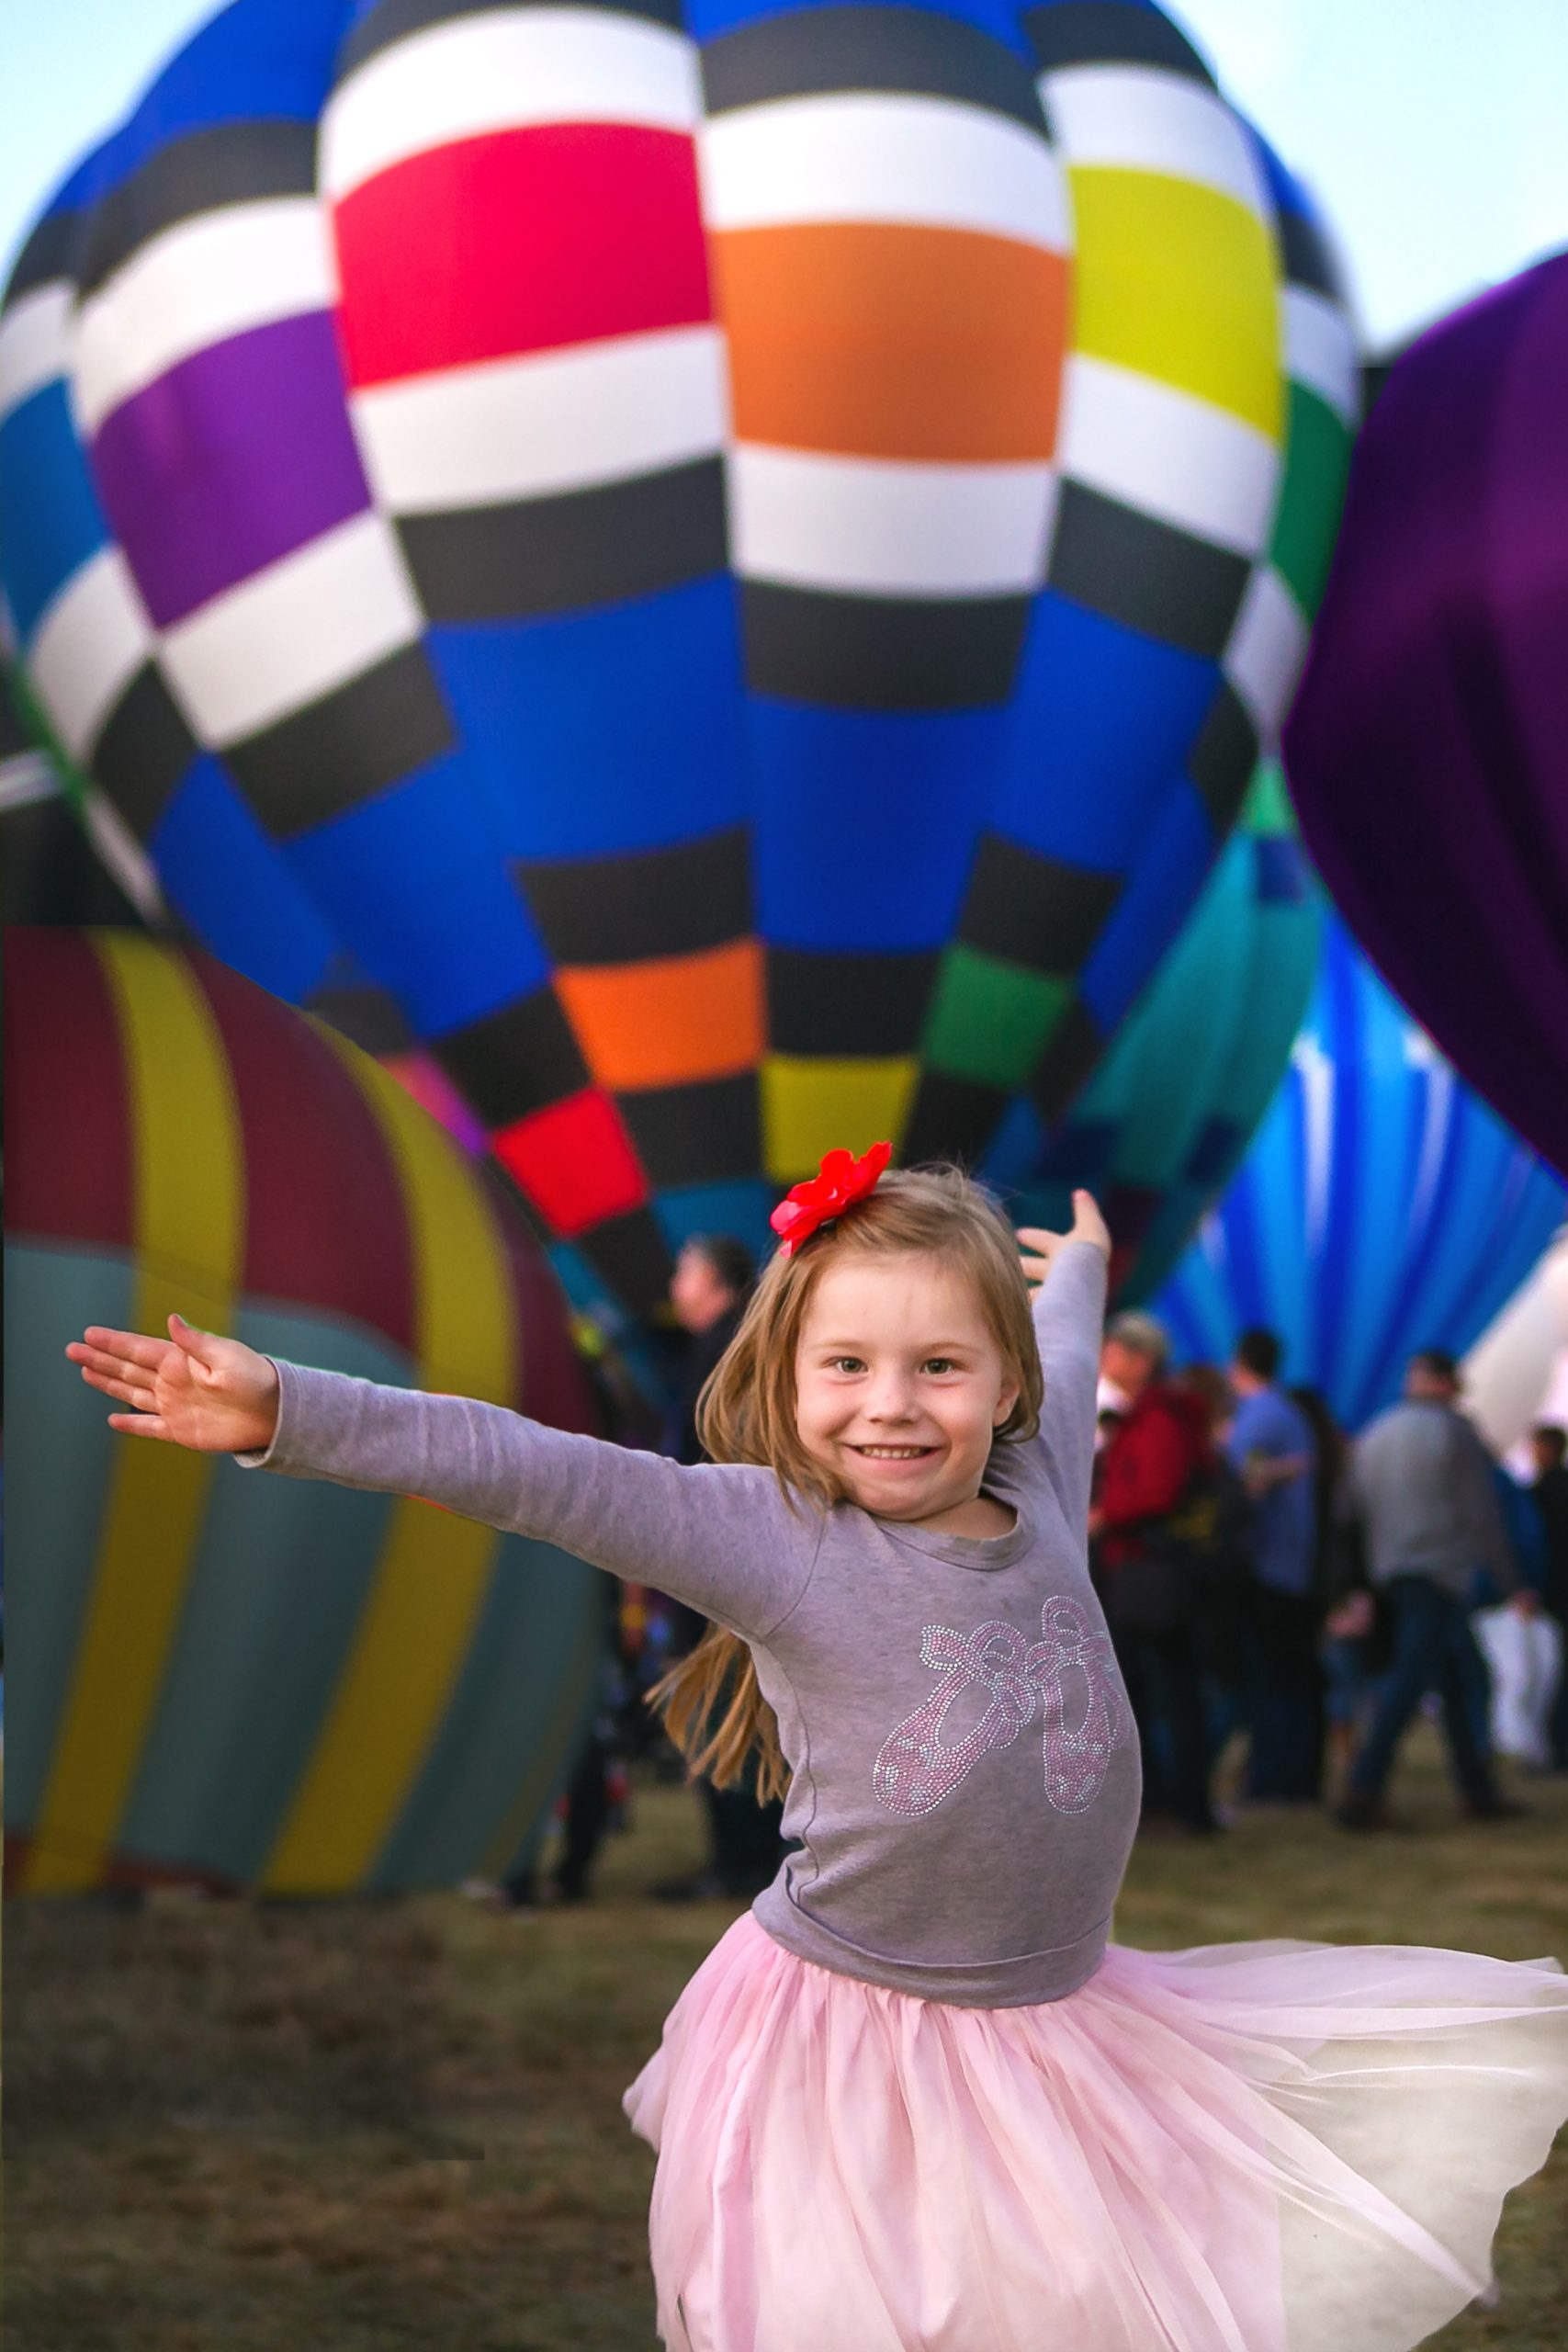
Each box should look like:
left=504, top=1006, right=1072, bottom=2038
left=794, top=1252, right=1021, bottom=1527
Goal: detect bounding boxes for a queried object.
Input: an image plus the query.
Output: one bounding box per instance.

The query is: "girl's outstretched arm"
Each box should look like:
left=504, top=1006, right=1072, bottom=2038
left=67, top=1317, right=819, bottom=1643
left=1016, top=1192, right=1111, bottom=1531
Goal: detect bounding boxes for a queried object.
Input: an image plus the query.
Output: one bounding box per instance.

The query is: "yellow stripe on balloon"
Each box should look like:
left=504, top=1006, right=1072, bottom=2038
left=761, top=1055, right=919, bottom=1183
left=258, top=1035, right=517, bottom=1894
left=22, top=935, right=243, bottom=1892
left=1067, top=168, right=1282, bottom=440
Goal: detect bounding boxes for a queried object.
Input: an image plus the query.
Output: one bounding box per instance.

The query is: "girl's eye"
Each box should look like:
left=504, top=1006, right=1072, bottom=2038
left=829, top=1355, right=865, bottom=1374
left=923, top=1358, right=956, bottom=1376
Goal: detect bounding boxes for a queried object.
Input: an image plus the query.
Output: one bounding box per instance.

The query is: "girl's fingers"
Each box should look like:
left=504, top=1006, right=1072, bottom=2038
left=1015, top=1227, right=1060, bottom=1252
left=73, top=1347, right=153, bottom=1390
left=79, top=1365, right=158, bottom=1411
left=107, top=1412, right=172, bottom=1441
left=74, top=1327, right=165, bottom=1370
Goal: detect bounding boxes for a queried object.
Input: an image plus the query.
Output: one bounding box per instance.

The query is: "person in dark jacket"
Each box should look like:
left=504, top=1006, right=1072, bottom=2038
left=1092, top=1312, right=1222, bottom=1834
left=1529, top=1424, right=1568, bottom=1770
left=650, top=1236, right=791, bottom=1901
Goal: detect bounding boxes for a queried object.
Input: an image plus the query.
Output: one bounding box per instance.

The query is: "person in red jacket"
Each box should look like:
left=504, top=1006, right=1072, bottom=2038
left=1091, top=1314, right=1222, bottom=1834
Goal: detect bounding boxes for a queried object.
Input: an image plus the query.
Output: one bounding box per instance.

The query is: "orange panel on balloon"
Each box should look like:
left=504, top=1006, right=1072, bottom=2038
left=554, top=939, right=765, bottom=1091
left=711, top=223, right=1067, bottom=462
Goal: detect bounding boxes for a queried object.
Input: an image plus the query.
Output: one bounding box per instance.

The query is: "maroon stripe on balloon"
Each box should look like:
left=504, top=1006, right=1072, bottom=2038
left=5, top=929, right=133, bottom=1249
left=185, top=951, right=418, bottom=1358
left=90, top=311, right=372, bottom=628
left=490, top=1173, right=601, bottom=1434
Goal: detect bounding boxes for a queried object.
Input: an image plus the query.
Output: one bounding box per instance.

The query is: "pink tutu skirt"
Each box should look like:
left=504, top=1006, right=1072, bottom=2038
left=623, top=1915, right=1568, bottom=2352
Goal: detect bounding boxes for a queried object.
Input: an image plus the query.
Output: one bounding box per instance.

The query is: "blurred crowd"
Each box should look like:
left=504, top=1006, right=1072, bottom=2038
left=489, top=1246, right=1568, bottom=1914
left=1090, top=1315, right=1567, bottom=1838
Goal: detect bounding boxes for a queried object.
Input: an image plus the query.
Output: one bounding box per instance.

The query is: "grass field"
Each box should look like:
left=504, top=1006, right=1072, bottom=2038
left=8, top=1725, right=1567, bottom=2351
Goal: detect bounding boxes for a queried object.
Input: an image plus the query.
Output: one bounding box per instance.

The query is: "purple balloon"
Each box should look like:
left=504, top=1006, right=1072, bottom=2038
left=1284, top=251, right=1568, bottom=1182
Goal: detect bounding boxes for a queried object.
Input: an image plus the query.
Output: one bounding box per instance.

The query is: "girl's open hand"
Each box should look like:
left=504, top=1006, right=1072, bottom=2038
left=1017, top=1191, right=1112, bottom=1289
left=65, top=1316, right=280, bottom=1454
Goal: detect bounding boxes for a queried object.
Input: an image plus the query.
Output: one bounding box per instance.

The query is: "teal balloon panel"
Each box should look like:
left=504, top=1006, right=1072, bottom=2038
left=1155, top=919, right=1568, bottom=1430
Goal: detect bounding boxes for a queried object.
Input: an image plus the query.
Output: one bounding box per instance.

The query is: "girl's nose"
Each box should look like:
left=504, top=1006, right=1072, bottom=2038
left=864, top=1373, right=917, bottom=1421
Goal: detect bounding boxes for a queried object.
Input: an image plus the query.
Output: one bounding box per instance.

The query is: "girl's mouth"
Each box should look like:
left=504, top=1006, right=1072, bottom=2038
left=851, top=1444, right=937, bottom=1460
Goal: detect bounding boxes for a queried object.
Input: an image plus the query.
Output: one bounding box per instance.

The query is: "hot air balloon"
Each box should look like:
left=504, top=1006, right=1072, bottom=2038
left=1155, top=919, right=1567, bottom=1430
left=6, top=926, right=607, bottom=1897
left=987, top=762, right=1322, bottom=1298
left=1285, top=250, right=1568, bottom=1184
left=0, top=0, right=1356, bottom=1317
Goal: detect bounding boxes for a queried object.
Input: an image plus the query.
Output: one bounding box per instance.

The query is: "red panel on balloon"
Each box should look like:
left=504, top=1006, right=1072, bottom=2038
left=491, top=1088, right=649, bottom=1237
left=333, top=125, right=712, bottom=388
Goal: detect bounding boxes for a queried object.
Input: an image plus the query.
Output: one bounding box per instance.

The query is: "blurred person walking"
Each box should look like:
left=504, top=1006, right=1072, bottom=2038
left=1337, top=1351, right=1527, bottom=1830
left=1092, top=1314, right=1221, bottom=1834
left=1226, top=1332, right=1321, bottom=1804
left=1292, top=1385, right=1382, bottom=1799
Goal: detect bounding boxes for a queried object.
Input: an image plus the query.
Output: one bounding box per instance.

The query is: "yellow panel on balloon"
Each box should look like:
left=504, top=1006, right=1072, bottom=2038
left=1068, top=169, right=1281, bottom=440
left=22, top=937, right=243, bottom=1893
left=762, top=1057, right=919, bottom=1184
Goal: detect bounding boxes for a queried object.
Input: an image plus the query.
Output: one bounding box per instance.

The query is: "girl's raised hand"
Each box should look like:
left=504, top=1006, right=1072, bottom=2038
left=1017, top=1191, right=1112, bottom=1289
left=65, top=1316, right=280, bottom=1454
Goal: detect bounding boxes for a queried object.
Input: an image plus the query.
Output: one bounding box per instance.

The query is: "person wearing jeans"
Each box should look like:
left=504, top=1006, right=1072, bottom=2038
left=1337, top=1349, right=1526, bottom=1828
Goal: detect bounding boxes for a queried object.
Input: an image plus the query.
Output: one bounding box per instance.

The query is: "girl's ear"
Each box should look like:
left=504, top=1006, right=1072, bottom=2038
left=994, top=1374, right=1021, bottom=1428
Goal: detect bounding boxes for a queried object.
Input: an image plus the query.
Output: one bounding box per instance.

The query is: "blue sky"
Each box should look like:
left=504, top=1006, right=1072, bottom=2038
left=4, top=0, right=1566, bottom=349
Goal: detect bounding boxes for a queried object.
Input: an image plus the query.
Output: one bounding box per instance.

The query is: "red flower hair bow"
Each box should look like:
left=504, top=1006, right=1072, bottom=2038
left=770, top=1141, right=893, bottom=1258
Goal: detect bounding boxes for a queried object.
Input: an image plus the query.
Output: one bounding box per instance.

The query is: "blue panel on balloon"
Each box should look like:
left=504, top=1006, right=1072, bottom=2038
left=0, top=386, right=107, bottom=644
left=286, top=750, right=553, bottom=1031
left=1077, top=778, right=1215, bottom=1030
left=1251, top=132, right=1312, bottom=225
left=83, top=0, right=347, bottom=199
left=152, top=753, right=340, bottom=1006
left=977, top=1095, right=1047, bottom=1189
left=1254, top=834, right=1308, bottom=903
left=653, top=1181, right=776, bottom=1264
left=990, top=594, right=1220, bottom=874
left=426, top=579, right=746, bottom=860
left=750, top=700, right=1005, bottom=949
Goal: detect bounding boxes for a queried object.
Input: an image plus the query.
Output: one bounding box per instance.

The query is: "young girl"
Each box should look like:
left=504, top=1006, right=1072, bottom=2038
left=69, top=1158, right=1568, bottom=2352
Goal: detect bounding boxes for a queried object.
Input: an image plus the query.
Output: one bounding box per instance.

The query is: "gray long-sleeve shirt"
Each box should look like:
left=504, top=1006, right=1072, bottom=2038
left=237, top=1241, right=1139, bottom=2007
left=1346, top=1398, right=1515, bottom=1601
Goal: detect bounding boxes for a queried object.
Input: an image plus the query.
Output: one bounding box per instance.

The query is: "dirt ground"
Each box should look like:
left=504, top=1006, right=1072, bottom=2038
left=7, top=1724, right=1566, bottom=2350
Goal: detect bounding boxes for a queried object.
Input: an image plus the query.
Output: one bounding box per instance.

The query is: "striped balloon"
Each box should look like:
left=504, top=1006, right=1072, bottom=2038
left=0, top=0, right=1356, bottom=1318
left=987, top=761, right=1322, bottom=1298
left=6, top=927, right=606, bottom=1897
left=1156, top=919, right=1568, bottom=1430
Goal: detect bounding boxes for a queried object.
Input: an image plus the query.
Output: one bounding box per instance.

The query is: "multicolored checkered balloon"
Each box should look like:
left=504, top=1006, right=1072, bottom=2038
left=0, top=0, right=1356, bottom=1317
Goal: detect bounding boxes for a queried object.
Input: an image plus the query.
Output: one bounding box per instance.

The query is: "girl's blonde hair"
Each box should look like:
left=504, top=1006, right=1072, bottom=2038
left=646, top=1165, right=1043, bottom=1804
